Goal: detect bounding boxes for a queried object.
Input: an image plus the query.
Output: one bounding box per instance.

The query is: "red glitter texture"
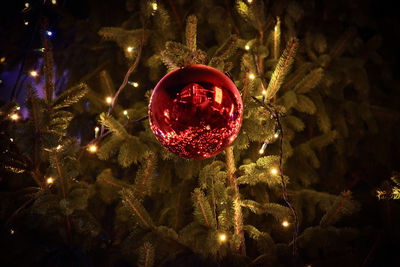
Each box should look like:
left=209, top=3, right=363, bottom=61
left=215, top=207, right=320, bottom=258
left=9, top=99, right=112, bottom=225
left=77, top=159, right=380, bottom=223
left=149, top=64, right=243, bottom=159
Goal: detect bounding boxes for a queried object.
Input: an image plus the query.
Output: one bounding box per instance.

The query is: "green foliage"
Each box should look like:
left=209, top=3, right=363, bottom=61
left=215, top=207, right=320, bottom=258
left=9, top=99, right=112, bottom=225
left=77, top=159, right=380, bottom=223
left=137, top=242, right=155, bottom=267
left=237, top=155, right=284, bottom=187
left=121, top=188, right=154, bottom=229
left=320, top=191, right=360, bottom=227
left=191, top=188, right=217, bottom=228
left=294, top=95, right=316, bottom=114
left=1, top=0, right=387, bottom=265
left=185, top=15, right=197, bottom=51
left=264, top=38, right=299, bottom=101
left=52, top=83, right=89, bottom=110
left=241, top=200, right=291, bottom=222
left=209, top=35, right=238, bottom=72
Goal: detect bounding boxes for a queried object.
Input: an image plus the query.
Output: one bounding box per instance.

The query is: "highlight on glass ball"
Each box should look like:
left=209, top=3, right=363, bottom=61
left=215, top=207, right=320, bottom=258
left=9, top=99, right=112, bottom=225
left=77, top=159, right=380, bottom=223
left=149, top=64, right=243, bottom=159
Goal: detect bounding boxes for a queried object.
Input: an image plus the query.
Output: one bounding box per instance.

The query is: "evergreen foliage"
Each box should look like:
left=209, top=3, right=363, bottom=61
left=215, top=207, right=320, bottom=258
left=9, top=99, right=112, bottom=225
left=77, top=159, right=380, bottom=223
left=0, top=0, right=399, bottom=266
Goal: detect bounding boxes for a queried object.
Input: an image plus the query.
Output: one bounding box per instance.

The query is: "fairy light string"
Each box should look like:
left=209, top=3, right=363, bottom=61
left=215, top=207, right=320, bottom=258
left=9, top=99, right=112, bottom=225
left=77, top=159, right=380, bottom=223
left=251, top=96, right=299, bottom=257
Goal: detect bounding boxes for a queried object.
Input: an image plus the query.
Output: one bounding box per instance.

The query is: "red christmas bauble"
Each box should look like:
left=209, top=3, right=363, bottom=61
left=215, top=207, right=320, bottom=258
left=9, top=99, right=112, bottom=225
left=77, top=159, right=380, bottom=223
left=149, top=64, right=243, bottom=159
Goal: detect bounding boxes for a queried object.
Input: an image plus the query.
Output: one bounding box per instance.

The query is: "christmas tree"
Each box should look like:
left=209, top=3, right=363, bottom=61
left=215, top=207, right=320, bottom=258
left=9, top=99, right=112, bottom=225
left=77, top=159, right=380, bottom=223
left=1, top=0, right=399, bottom=266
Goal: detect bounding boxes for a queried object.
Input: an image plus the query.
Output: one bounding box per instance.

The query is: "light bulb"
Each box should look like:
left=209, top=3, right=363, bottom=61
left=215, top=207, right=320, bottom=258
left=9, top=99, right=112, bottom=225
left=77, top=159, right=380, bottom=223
left=282, top=220, right=289, bottom=227
left=123, top=110, right=128, bottom=116
left=0, top=57, right=5, bottom=63
left=219, top=233, right=227, bottom=242
left=249, top=73, right=255, bottom=80
left=94, top=127, right=99, bottom=132
left=30, top=70, right=38, bottom=77
left=245, top=45, right=250, bottom=50
left=46, top=30, right=53, bottom=37
left=259, top=142, right=268, bottom=154
left=25, top=3, right=30, bottom=8
left=46, top=177, right=54, bottom=184
left=56, top=145, right=62, bottom=150
left=51, top=0, right=57, bottom=4
left=132, top=82, right=139, bottom=87
left=262, top=90, right=267, bottom=95
left=10, top=113, right=19, bottom=121
left=24, top=21, right=29, bottom=25
left=247, top=0, right=253, bottom=3
left=88, top=144, right=97, bottom=153
left=106, top=96, right=112, bottom=104
left=274, top=132, right=279, bottom=138
left=271, top=168, right=278, bottom=175
left=152, top=3, right=158, bottom=10
left=127, top=46, right=134, bottom=53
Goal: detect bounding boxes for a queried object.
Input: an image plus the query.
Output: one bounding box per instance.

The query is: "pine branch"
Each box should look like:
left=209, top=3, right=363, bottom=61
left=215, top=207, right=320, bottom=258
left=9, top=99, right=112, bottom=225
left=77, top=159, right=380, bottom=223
left=99, top=113, right=129, bottom=139
left=41, top=17, right=55, bottom=104
left=138, top=242, right=154, bottom=267
left=121, top=189, right=153, bottom=229
left=191, top=188, right=216, bottom=228
left=265, top=38, right=299, bottom=100
left=195, top=191, right=210, bottom=227
left=167, top=0, right=183, bottom=32
left=28, top=87, right=40, bottom=169
left=273, top=17, right=281, bottom=59
left=281, top=63, right=313, bottom=90
left=52, top=83, right=88, bottom=110
left=294, top=68, right=324, bottom=94
left=136, top=155, right=153, bottom=201
left=185, top=15, right=197, bottom=51
left=226, top=146, right=246, bottom=256
left=53, top=152, right=72, bottom=243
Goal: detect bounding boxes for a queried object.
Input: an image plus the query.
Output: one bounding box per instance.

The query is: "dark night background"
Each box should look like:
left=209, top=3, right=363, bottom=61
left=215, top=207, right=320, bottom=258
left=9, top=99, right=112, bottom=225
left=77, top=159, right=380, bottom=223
left=1, top=0, right=399, bottom=266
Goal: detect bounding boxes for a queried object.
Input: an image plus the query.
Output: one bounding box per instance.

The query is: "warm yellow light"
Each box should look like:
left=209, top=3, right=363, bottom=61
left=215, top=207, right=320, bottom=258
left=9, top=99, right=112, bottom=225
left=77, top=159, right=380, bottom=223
left=123, top=110, right=128, bottom=116
left=10, top=113, right=19, bottom=121
left=274, top=26, right=278, bottom=32
left=51, top=0, right=57, bottom=4
left=106, top=96, right=112, bottom=104
left=274, top=133, right=279, bottom=138
left=30, top=70, right=38, bottom=77
left=0, top=57, right=5, bottom=63
left=132, top=82, right=139, bottom=87
left=282, top=220, right=289, bottom=227
left=25, top=3, right=30, bottom=8
left=127, top=46, right=134, bottom=53
left=245, top=45, right=250, bottom=50
left=10, top=138, right=14, bottom=142
left=219, top=233, right=227, bottom=242
left=271, top=168, right=278, bottom=175
left=10, top=229, right=15, bottom=235
left=249, top=73, right=255, bottom=80
left=24, top=21, right=29, bottom=25
left=94, top=126, right=100, bottom=132
left=88, top=144, right=97, bottom=153
left=46, top=177, right=54, bottom=184
left=259, top=149, right=264, bottom=154
left=247, top=0, right=253, bottom=3
left=262, top=90, right=266, bottom=95
left=152, top=2, right=158, bottom=10
left=56, top=145, right=62, bottom=150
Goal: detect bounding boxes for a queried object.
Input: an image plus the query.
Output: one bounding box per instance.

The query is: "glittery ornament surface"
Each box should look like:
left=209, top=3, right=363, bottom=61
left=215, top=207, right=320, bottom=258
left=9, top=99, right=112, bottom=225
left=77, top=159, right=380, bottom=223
left=149, top=64, right=243, bottom=159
